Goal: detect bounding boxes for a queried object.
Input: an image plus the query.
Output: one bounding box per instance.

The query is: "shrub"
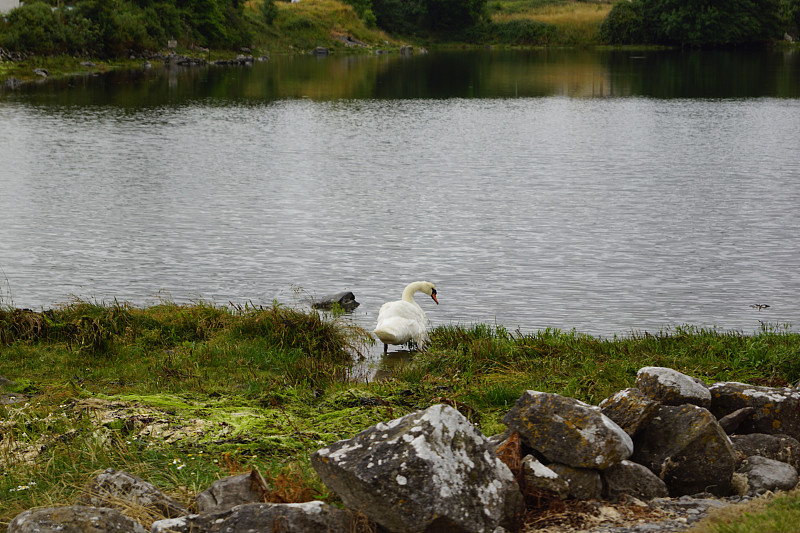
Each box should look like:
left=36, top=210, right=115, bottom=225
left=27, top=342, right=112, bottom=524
left=259, top=0, right=278, bottom=25
left=600, top=0, right=646, bottom=44
left=469, top=19, right=556, bottom=45
left=600, top=0, right=784, bottom=46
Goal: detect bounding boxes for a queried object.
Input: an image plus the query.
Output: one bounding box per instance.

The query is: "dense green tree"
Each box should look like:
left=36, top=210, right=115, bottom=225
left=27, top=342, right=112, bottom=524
left=602, top=0, right=783, bottom=46
left=422, top=0, right=486, bottom=33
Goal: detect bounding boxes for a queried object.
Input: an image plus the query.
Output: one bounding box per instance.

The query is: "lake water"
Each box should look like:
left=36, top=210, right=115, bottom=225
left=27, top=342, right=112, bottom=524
left=1, top=49, right=799, bottom=354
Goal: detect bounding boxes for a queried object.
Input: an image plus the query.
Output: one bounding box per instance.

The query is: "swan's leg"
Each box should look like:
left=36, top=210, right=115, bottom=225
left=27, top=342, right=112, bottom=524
left=383, top=343, right=388, bottom=354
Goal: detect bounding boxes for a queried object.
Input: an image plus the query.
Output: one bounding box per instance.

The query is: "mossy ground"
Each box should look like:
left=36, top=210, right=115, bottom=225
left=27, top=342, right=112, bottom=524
left=2, top=301, right=800, bottom=528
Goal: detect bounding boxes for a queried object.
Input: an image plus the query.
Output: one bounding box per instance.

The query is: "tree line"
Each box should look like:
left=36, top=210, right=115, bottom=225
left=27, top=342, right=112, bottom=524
left=0, top=0, right=798, bottom=58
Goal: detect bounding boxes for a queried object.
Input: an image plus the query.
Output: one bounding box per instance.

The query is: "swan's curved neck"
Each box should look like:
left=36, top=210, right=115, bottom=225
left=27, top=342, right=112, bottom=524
left=401, top=281, right=430, bottom=303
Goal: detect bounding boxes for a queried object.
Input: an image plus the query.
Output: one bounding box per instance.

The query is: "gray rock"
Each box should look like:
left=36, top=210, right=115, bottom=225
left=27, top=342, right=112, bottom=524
left=77, top=468, right=187, bottom=518
left=503, top=390, right=633, bottom=470
left=632, top=404, right=737, bottom=496
left=196, top=469, right=269, bottom=513
left=311, top=291, right=360, bottom=312
left=718, top=406, right=756, bottom=434
left=710, top=382, right=800, bottom=442
left=547, top=463, right=603, bottom=500
left=521, top=455, right=570, bottom=499
left=635, top=367, right=711, bottom=408
left=151, top=501, right=357, bottom=533
left=311, top=403, right=522, bottom=533
left=602, top=459, right=670, bottom=501
left=599, top=387, right=660, bottom=437
left=736, top=455, right=799, bottom=495
left=730, top=433, right=800, bottom=471
left=8, top=505, right=147, bottom=533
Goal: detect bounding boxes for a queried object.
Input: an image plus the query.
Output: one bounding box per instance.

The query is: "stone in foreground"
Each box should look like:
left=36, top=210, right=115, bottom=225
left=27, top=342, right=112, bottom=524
left=635, top=367, right=711, bottom=408
left=311, top=403, right=522, bottom=533
left=151, top=501, right=356, bottom=533
left=632, top=404, right=737, bottom=496
left=8, top=505, right=146, bottom=533
left=77, top=467, right=187, bottom=518
left=503, top=390, right=633, bottom=470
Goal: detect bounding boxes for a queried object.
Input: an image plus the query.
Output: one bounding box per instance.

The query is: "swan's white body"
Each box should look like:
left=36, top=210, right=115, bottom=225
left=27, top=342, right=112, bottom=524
left=374, top=281, right=438, bottom=353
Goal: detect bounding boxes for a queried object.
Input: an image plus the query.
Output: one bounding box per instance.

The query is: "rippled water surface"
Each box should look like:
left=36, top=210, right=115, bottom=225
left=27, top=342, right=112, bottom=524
left=1, top=50, right=800, bottom=345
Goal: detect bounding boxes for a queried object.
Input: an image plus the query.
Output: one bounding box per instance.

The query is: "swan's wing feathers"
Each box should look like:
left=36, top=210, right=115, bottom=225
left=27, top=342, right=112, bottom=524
left=373, top=300, right=428, bottom=346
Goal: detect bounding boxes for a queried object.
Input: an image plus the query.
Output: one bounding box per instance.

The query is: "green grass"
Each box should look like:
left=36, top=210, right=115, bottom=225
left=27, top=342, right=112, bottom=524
left=690, top=490, right=800, bottom=533
left=2, top=302, right=799, bottom=528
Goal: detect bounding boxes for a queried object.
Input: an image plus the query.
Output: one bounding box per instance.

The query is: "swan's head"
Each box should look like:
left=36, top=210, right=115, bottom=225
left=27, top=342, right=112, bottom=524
left=420, top=282, right=438, bottom=305
left=403, top=281, right=439, bottom=305
left=430, top=287, right=438, bottom=305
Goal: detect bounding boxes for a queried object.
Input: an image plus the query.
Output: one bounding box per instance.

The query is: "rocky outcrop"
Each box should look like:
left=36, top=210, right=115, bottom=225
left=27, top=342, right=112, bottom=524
left=77, top=468, right=188, bottom=518
left=730, top=433, right=800, bottom=470
left=311, top=403, right=523, bottom=533
left=631, top=404, right=737, bottom=496
left=709, top=381, right=800, bottom=441
left=8, top=505, right=147, bottom=533
left=195, top=469, right=270, bottom=513
left=503, top=391, right=633, bottom=470
left=635, top=366, right=711, bottom=408
left=151, top=501, right=360, bottom=533
left=735, top=455, right=799, bottom=495
left=8, top=366, right=800, bottom=533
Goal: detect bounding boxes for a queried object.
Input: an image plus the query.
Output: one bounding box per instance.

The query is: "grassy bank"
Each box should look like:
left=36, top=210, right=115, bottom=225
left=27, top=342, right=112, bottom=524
left=1, top=301, right=799, bottom=529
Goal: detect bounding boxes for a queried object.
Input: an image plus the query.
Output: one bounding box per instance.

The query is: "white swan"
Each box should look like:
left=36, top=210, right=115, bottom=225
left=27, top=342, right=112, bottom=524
left=373, top=281, right=438, bottom=353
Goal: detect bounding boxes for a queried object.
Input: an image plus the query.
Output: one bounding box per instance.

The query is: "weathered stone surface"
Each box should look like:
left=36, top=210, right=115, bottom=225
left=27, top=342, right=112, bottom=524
left=730, top=433, right=800, bottom=471
left=196, top=469, right=269, bottom=513
left=151, top=501, right=357, bottom=533
left=709, top=382, right=800, bottom=441
left=77, top=468, right=187, bottom=518
left=717, top=406, right=756, bottom=434
left=632, top=404, right=737, bottom=496
left=736, top=456, right=799, bottom=495
left=635, top=367, right=711, bottom=408
left=503, top=391, right=633, bottom=470
left=601, top=460, right=670, bottom=502
left=8, top=505, right=147, bottom=533
left=547, top=463, right=603, bottom=500
left=311, top=403, right=522, bottom=533
left=521, top=455, right=570, bottom=499
left=599, top=387, right=660, bottom=437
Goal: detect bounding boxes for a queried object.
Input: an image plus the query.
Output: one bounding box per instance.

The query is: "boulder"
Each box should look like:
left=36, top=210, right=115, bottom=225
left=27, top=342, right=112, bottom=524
left=632, top=404, right=737, bottom=496
left=635, top=367, right=711, bottom=408
left=709, top=382, right=800, bottom=441
left=151, top=501, right=358, bottom=533
left=311, top=291, right=360, bottom=312
left=599, top=387, right=660, bottom=437
left=601, top=459, right=670, bottom=501
left=729, top=433, right=800, bottom=471
left=717, top=406, right=756, bottom=434
left=503, top=390, right=633, bottom=470
left=521, top=455, right=570, bottom=499
left=8, top=505, right=146, bottom=533
left=311, top=403, right=522, bottom=533
left=547, top=463, right=603, bottom=500
left=77, top=468, right=187, bottom=518
left=196, top=469, right=270, bottom=513
left=736, top=456, right=799, bottom=495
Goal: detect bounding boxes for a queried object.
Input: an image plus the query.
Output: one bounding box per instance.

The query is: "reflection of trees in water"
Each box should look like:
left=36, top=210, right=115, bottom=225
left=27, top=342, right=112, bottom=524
left=17, top=49, right=800, bottom=104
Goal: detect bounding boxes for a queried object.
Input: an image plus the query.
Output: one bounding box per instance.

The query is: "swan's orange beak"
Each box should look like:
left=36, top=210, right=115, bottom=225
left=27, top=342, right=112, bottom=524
left=431, top=291, right=439, bottom=305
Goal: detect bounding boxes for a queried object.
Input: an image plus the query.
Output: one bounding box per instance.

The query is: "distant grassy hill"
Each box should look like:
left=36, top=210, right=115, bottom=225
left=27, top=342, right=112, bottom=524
left=248, top=0, right=401, bottom=53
